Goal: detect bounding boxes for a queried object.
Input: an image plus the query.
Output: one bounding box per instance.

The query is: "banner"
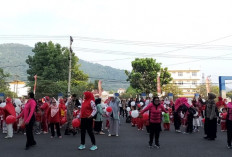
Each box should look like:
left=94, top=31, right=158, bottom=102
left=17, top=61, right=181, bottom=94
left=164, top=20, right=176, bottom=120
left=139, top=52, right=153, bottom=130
left=206, top=77, right=210, bottom=94
left=98, top=80, right=102, bottom=97
left=33, top=75, right=37, bottom=94
left=157, top=74, right=161, bottom=95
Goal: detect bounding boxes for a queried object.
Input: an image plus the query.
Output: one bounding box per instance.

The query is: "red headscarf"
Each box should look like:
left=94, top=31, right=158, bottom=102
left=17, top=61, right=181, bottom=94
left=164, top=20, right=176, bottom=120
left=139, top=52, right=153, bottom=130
left=80, top=92, right=95, bottom=118
left=59, top=98, right=66, bottom=110
left=5, top=97, right=16, bottom=117
left=83, top=91, right=95, bottom=105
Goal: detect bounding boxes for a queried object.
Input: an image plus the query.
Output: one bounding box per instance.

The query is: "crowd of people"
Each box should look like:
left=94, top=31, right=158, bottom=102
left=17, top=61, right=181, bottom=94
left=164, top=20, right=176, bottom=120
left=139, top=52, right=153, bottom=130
left=0, top=91, right=232, bottom=151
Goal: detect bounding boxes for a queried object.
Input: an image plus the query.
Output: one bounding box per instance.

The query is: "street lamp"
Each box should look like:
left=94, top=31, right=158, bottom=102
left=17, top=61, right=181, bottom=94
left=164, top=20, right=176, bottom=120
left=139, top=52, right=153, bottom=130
left=68, top=36, right=73, bottom=97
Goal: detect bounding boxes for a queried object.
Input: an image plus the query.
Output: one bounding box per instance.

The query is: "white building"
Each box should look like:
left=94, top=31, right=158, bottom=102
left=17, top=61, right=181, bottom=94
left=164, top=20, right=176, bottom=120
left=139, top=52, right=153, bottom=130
left=9, top=81, right=30, bottom=97
left=117, top=88, right=126, bottom=95
left=168, top=70, right=201, bottom=98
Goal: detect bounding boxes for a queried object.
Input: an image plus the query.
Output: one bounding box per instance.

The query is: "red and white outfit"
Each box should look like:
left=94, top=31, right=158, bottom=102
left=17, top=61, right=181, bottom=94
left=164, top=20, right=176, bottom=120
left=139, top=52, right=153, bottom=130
left=0, top=98, right=16, bottom=138
left=220, top=112, right=227, bottom=131
left=40, top=96, right=50, bottom=133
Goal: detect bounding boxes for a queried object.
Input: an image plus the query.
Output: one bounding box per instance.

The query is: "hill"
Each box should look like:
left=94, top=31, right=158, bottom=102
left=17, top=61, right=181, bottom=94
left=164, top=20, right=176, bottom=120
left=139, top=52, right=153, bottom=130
left=0, top=43, right=129, bottom=91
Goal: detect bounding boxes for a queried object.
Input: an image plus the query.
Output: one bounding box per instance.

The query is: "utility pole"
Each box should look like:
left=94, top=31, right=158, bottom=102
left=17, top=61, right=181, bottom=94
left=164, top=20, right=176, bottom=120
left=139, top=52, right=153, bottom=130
left=68, top=36, right=73, bottom=97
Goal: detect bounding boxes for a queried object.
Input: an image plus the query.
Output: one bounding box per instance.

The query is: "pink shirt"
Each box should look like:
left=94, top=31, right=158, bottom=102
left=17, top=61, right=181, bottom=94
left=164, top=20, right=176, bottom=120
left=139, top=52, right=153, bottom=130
left=141, top=103, right=167, bottom=123
left=18, top=99, right=36, bottom=123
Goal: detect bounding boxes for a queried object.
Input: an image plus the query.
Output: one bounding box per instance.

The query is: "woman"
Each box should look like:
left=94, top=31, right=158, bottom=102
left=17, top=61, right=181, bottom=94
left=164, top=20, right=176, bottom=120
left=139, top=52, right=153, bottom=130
left=94, top=98, right=105, bottom=135
left=108, top=95, right=120, bottom=137
left=140, top=96, right=166, bottom=148
left=17, top=92, right=37, bottom=150
left=48, top=98, right=62, bottom=138
left=204, top=93, right=217, bottom=140
left=0, top=97, right=16, bottom=138
left=78, top=91, right=97, bottom=151
left=226, top=99, right=232, bottom=148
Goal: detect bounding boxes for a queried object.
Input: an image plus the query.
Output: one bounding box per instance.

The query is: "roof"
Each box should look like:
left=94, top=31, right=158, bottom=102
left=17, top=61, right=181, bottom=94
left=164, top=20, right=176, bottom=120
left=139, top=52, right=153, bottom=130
left=168, top=70, right=200, bottom=72
left=9, top=81, right=26, bottom=85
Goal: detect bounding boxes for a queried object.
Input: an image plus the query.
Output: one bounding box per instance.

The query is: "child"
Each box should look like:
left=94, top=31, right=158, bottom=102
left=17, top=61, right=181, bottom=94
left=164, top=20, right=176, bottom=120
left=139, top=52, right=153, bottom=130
left=48, top=98, right=62, bottom=138
left=131, top=106, right=136, bottom=127
left=35, top=106, right=42, bottom=134
left=193, top=107, right=200, bottom=132
left=137, top=106, right=143, bottom=130
left=163, top=108, right=170, bottom=131
left=220, top=108, right=227, bottom=132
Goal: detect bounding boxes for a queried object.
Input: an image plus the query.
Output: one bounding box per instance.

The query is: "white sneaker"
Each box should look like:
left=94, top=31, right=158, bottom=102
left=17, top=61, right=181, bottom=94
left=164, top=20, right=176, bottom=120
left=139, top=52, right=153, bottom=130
left=116, top=134, right=119, bottom=137
left=108, top=134, right=111, bottom=137
left=5, top=136, right=12, bottom=139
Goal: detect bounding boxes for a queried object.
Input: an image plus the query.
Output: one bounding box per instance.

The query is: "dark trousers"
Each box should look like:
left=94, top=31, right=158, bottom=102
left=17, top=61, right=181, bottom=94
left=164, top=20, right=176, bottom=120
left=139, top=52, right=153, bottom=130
left=186, top=115, right=193, bottom=133
left=146, top=125, right=150, bottom=133
left=149, top=123, right=161, bottom=146
left=50, top=123, right=61, bottom=137
left=227, top=120, right=232, bottom=146
left=204, top=118, right=217, bottom=139
left=81, top=118, right=96, bottom=145
left=120, top=107, right=123, bottom=116
left=123, top=109, right=128, bottom=118
left=94, top=121, right=102, bottom=132
left=25, top=115, right=36, bottom=147
left=174, top=112, right=181, bottom=130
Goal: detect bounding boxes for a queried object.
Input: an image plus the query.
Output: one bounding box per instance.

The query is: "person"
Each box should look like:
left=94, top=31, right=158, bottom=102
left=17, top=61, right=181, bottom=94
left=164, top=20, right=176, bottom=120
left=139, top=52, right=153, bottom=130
left=0, top=97, right=16, bottom=138
left=216, top=97, right=227, bottom=125
left=78, top=91, right=97, bottom=151
left=121, top=99, right=128, bottom=118
left=220, top=108, right=227, bottom=132
left=108, top=95, right=120, bottom=137
left=163, top=108, right=170, bottom=131
left=17, top=92, right=37, bottom=150
left=226, top=100, right=232, bottom=148
left=137, top=105, right=144, bottom=130
left=34, top=106, right=42, bottom=134
left=185, top=106, right=196, bottom=134
left=94, top=98, right=105, bottom=135
left=40, top=96, right=50, bottom=134
left=48, top=98, right=62, bottom=138
left=204, top=93, right=217, bottom=140
left=140, top=96, right=167, bottom=148
left=65, top=94, right=77, bottom=135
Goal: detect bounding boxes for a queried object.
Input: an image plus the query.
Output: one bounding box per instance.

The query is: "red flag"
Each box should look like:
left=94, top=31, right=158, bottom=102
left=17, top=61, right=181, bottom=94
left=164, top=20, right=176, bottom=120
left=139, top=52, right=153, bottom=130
left=157, top=74, right=161, bottom=95
left=33, top=75, right=37, bottom=94
left=98, top=80, right=102, bottom=97
left=206, top=77, right=210, bottom=94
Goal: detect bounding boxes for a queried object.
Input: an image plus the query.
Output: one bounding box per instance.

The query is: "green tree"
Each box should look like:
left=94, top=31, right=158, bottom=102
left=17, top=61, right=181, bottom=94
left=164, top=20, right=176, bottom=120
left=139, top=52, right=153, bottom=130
left=125, top=58, right=172, bottom=94
left=226, top=90, right=232, bottom=98
left=0, top=68, right=14, bottom=97
left=120, top=86, right=139, bottom=99
left=26, top=41, right=88, bottom=98
left=162, top=84, right=183, bottom=100
left=196, top=84, right=219, bottom=99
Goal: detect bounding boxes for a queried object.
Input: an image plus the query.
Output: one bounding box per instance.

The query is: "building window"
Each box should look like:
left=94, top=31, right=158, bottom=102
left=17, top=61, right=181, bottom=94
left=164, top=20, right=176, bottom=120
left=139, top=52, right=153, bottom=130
left=192, top=72, right=197, bottom=76
left=178, top=72, right=183, bottom=76
left=178, top=81, right=183, bottom=85
left=192, top=81, right=197, bottom=85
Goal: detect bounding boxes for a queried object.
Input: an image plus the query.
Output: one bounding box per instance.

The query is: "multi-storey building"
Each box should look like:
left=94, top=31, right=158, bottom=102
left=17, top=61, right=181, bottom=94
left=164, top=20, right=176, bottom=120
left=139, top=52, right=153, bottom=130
left=168, top=70, right=201, bottom=98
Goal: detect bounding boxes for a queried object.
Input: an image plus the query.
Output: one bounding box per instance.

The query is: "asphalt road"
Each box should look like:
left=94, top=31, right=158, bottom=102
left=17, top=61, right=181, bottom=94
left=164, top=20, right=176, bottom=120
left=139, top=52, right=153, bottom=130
left=0, top=118, right=231, bottom=157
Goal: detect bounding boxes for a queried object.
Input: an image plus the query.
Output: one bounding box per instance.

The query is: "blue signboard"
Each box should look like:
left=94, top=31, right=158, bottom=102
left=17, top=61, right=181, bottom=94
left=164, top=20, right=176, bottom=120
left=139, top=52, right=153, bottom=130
left=114, top=93, right=120, bottom=97
left=0, top=93, right=4, bottom=100
left=141, top=93, right=146, bottom=97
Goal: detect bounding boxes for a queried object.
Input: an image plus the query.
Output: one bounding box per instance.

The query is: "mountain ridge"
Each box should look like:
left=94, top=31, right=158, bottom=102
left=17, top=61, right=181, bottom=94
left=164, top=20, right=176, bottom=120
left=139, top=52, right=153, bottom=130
left=0, top=43, right=129, bottom=91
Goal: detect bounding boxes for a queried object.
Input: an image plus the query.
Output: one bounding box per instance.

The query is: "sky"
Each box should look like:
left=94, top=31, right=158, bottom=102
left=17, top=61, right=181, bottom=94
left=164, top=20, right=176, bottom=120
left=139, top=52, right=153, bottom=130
left=1, top=0, right=232, bottom=87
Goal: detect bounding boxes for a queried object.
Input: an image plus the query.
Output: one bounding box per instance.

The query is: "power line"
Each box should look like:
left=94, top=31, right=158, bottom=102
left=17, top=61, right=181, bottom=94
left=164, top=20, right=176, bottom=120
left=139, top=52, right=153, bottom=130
left=1, top=35, right=232, bottom=50
left=165, top=51, right=232, bottom=66
left=73, top=47, right=232, bottom=61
